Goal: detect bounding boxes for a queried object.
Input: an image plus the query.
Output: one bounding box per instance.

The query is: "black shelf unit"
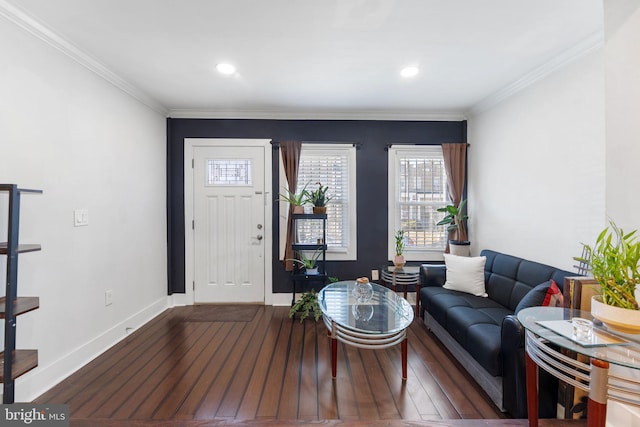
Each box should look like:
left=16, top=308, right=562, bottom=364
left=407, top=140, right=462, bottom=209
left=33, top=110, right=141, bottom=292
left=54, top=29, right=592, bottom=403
left=1, top=184, right=41, bottom=403
left=290, top=213, right=328, bottom=304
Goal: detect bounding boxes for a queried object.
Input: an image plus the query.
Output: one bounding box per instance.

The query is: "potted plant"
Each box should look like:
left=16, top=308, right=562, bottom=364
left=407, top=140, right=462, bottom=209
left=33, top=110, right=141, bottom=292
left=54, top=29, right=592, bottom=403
left=308, top=182, right=332, bottom=214
left=436, top=198, right=470, bottom=256
left=578, top=221, right=640, bottom=333
left=279, top=181, right=310, bottom=214
left=394, top=230, right=406, bottom=267
left=287, top=248, right=322, bottom=275
left=289, top=289, right=322, bottom=322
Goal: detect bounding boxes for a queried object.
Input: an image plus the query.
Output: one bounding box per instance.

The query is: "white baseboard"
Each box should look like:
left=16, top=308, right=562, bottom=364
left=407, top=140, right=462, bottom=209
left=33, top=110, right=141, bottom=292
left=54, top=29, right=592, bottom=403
left=17, top=296, right=170, bottom=402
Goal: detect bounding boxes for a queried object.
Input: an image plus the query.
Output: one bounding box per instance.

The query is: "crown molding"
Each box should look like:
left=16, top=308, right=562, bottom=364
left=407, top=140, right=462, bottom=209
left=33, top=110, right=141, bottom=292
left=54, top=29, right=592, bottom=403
left=0, top=0, right=168, bottom=116
left=467, top=30, right=604, bottom=117
left=167, top=108, right=467, bottom=122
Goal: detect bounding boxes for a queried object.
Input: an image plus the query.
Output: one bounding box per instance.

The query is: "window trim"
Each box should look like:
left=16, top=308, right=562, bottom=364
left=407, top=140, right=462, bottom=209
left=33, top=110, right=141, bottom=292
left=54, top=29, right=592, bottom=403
left=388, top=145, right=447, bottom=262
left=279, top=143, right=357, bottom=261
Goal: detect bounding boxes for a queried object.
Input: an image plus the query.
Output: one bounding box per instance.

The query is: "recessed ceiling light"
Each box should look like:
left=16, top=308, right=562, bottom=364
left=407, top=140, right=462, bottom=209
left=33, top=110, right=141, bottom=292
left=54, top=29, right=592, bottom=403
left=400, top=66, right=419, bottom=78
left=216, top=63, right=236, bottom=75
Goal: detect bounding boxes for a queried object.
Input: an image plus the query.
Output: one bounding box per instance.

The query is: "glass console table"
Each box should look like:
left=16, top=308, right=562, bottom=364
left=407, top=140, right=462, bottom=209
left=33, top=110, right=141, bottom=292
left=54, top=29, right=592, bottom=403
left=518, top=306, right=640, bottom=427
left=318, top=280, right=414, bottom=380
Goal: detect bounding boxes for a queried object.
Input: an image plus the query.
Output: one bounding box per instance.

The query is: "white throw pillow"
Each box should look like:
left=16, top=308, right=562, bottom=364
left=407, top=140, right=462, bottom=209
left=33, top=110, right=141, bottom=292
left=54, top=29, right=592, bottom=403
left=443, top=254, right=488, bottom=297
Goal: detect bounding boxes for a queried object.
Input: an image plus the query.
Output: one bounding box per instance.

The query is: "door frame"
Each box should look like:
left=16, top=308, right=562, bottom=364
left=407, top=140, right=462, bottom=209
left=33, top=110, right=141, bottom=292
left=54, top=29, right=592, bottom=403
left=183, top=138, right=273, bottom=306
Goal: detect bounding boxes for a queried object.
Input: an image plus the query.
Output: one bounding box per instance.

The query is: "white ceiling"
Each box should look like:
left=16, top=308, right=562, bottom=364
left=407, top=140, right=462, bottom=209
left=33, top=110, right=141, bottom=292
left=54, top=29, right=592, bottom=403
left=4, top=0, right=603, bottom=119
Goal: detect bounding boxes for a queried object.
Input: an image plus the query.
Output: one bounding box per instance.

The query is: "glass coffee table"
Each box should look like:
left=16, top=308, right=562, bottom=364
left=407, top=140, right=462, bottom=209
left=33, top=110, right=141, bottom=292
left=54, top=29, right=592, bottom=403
left=317, top=280, right=414, bottom=380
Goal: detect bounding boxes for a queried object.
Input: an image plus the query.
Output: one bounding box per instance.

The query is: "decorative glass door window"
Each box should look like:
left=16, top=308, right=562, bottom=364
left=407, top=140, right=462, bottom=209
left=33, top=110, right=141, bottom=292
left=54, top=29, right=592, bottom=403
left=207, top=159, right=252, bottom=185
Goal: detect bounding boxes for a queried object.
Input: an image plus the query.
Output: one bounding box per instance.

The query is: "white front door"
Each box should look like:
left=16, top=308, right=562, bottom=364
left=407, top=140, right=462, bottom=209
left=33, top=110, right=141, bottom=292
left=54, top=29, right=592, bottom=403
left=193, top=145, right=266, bottom=303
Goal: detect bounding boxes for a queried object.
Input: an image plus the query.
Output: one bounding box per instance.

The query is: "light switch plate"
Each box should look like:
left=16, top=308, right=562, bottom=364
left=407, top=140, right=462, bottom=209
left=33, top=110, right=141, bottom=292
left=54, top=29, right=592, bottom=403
left=74, top=209, right=89, bottom=227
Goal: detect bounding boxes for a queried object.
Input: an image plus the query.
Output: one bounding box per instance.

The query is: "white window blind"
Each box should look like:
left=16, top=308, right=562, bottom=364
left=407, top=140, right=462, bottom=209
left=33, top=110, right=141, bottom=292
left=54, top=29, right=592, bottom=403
left=388, top=145, right=448, bottom=259
left=297, top=145, right=351, bottom=253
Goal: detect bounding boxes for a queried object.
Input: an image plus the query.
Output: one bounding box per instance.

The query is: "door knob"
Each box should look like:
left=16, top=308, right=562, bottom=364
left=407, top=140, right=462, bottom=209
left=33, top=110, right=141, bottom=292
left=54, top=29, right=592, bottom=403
left=256, top=234, right=263, bottom=241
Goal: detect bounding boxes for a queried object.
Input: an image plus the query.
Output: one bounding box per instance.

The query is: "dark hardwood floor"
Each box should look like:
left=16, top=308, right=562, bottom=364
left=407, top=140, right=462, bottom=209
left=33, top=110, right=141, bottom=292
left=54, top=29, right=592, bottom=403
left=34, top=304, right=585, bottom=427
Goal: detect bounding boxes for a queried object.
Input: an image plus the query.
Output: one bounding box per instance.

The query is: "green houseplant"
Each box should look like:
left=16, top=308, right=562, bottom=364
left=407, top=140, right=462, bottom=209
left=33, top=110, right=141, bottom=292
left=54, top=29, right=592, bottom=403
left=289, top=289, right=322, bottom=322
left=436, top=199, right=470, bottom=256
left=308, top=182, right=332, bottom=214
left=394, top=230, right=406, bottom=267
left=287, top=248, right=322, bottom=275
left=577, top=221, right=640, bottom=332
left=279, top=181, right=310, bottom=213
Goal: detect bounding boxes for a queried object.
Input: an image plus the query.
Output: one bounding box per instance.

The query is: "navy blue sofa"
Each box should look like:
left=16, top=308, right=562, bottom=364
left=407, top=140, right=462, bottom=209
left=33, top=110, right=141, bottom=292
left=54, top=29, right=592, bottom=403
left=419, top=249, right=575, bottom=418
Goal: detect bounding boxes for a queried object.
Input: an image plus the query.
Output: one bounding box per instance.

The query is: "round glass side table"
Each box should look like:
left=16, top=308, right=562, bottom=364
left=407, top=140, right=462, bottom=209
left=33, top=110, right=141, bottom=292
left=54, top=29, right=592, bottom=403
left=380, top=265, right=421, bottom=316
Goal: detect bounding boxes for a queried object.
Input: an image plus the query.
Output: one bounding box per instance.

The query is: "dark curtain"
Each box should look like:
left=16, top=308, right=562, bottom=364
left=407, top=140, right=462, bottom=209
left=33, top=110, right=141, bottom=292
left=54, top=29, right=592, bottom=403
left=442, top=143, right=468, bottom=248
left=280, top=141, right=302, bottom=271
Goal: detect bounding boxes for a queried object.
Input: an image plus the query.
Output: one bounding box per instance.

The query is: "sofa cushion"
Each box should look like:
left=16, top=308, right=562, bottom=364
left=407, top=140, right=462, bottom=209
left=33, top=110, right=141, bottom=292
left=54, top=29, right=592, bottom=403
left=515, top=280, right=563, bottom=314
left=443, top=254, right=487, bottom=297
left=421, top=286, right=511, bottom=375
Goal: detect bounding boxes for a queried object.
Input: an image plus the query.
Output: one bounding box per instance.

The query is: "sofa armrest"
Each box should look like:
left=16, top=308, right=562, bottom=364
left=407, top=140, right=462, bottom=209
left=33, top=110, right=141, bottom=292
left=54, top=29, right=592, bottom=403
left=502, top=314, right=558, bottom=419
left=420, top=264, right=446, bottom=287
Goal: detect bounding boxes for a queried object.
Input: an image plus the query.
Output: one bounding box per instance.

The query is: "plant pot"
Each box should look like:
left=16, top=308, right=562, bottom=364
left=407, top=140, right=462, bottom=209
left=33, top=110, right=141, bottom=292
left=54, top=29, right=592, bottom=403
left=449, top=240, right=470, bottom=257
left=394, top=255, right=405, bottom=268
left=591, top=295, right=640, bottom=333
left=292, top=205, right=304, bottom=214
left=305, top=267, right=319, bottom=275
left=313, top=206, right=327, bottom=214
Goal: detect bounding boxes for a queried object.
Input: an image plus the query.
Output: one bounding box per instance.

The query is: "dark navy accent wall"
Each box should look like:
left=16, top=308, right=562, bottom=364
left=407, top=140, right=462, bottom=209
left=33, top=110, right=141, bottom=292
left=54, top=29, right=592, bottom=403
left=167, top=118, right=467, bottom=294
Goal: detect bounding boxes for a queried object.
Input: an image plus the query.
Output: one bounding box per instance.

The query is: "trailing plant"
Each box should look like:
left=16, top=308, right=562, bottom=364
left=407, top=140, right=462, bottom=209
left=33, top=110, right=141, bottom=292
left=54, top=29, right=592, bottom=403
left=395, top=230, right=406, bottom=256
left=328, top=276, right=339, bottom=283
left=308, top=182, right=332, bottom=207
left=436, top=199, right=468, bottom=241
left=287, top=248, right=322, bottom=270
left=289, top=289, right=322, bottom=322
left=576, top=221, right=640, bottom=310
left=279, top=181, right=310, bottom=206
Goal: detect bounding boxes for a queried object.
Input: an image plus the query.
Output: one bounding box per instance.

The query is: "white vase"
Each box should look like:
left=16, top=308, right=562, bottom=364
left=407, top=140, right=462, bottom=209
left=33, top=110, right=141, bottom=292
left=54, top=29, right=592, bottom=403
left=305, top=267, right=318, bottom=275
left=591, top=295, right=640, bottom=333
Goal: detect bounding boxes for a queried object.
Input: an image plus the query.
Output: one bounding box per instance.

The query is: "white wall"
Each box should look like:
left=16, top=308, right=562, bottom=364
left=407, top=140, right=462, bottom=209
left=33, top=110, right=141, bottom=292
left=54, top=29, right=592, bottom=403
left=603, top=1, right=640, bottom=425
left=604, top=0, right=640, bottom=230
left=467, top=48, right=606, bottom=271
left=0, top=17, right=168, bottom=401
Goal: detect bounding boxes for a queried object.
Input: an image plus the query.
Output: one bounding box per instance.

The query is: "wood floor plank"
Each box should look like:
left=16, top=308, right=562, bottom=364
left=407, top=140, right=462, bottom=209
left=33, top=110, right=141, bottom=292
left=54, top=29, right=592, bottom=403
left=276, top=319, right=304, bottom=419
left=358, top=347, right=400, bottom=420
left=73, top=321, right=205, bottom=418
left=151, top=322, right=234, bottom=419
left=315, top=323, right=338, bottom=420
left=35, top=305, right=509, bottom=423
left=34, top=309, right=175, bottom=406
left=332, top=341, right=359, bottom=420
left=215, top=306, right=275, bottom=418
left=407, top=322, right=500, bottom=418
left=254, top=313, right=292, bottom=419
left=297, top=318, right=319, bottom=419
left=235, top=307, right=286, bottom=420
left=346, top=345, right=379, bottom=419
left=172, top=322, right=247, bottom=419
left=370, top=345, right=422, bottom=420
left=94, top=322, right=211, bottom=418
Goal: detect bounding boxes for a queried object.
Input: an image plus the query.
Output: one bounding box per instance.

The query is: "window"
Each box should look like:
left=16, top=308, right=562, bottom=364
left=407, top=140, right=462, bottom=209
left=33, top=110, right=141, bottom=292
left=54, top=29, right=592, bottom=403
left=206, top=159, right=251, bottom=185
left=388, top=145, right=448, bottom=260
left=279, top=144, right=357, bottom=261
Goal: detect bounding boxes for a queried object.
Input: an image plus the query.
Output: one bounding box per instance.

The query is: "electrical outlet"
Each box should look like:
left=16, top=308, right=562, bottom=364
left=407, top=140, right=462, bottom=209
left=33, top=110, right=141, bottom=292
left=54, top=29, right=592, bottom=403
left=105, top=289, right=113, bottom=306
left=371, top=269, right=379, bottom=281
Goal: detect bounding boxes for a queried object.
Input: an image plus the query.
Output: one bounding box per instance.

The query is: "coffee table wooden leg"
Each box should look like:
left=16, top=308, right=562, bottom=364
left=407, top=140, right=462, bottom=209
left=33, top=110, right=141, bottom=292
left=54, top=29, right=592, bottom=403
left=331, top=336, right=337, bottom=378
left=402, top=337, right=408, bottom=380
left=588, top=358, right=609, bottom=427
left=525, top=351, right=539, bottom=427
